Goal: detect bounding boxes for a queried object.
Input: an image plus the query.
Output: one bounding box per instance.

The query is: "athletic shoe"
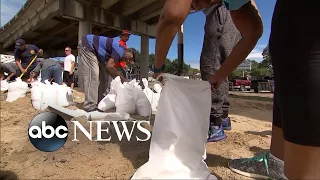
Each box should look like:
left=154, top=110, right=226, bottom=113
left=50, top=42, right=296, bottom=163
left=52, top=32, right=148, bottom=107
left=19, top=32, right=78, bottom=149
left=228, top=152, right=284, bottom=180
left=222, top=117, right=232, bottom=130
left=207, top=125, right=226, bottom=142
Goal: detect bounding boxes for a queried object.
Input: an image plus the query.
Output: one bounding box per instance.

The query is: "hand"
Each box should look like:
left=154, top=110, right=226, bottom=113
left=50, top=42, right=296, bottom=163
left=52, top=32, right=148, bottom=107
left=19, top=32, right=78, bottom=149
left=6, top=77, right=10, bottom=81
left=30, top=71, right=35, bottom=78
left=21, top=69, right=26, bottom=73
left=38, top=49, right=43, bottom=54
left=207, top=74, right=225, bottom=89
left=69, top=71, right=73, bottom=75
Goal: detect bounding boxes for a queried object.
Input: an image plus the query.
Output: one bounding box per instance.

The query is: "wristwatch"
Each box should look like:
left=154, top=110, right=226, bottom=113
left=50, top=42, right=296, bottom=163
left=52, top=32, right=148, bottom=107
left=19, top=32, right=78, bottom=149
left=153, top=64, right=165, bottom=73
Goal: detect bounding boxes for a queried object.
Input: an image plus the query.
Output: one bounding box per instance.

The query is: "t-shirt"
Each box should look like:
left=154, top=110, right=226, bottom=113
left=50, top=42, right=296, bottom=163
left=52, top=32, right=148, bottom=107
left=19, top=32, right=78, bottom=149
left=82, top=34, right=126, bottom=64
left=14, top=44, right=39, bottom=67
left=32, top=58, right=61, bottom=74
left=115, top=39, right=128, bottom=68
left=64, top=54, right=76, bottom=72
left=2, top=62, right=19, bottom=74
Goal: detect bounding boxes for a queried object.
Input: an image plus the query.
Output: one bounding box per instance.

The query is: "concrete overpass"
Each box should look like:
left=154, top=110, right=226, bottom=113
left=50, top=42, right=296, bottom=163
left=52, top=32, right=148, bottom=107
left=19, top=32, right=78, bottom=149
left=0, top=0, right=168, bottom=83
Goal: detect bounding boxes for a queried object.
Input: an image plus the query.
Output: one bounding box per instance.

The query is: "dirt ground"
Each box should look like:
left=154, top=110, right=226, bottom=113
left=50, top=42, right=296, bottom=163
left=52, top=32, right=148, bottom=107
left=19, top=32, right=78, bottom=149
left=0, top=89, right=273, bottom=180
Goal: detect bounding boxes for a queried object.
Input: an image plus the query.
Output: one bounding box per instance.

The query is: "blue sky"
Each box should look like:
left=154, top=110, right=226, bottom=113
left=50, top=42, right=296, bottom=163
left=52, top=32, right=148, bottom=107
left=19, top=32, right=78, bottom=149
left=1, top=0, right=276, bottom=69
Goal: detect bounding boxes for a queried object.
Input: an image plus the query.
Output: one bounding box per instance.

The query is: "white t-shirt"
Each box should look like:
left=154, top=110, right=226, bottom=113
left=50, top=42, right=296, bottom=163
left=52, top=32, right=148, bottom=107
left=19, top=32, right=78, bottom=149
left=64, top=54, right=75, bottom=72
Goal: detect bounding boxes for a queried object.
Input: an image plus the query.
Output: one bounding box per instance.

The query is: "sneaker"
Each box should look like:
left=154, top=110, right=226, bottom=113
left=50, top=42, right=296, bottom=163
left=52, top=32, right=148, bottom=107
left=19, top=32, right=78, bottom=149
left=207, top=125, right=226, bottom=142
left=222, top=117, right=232, bottom=130
left=228, top=152, right=284, bottom=180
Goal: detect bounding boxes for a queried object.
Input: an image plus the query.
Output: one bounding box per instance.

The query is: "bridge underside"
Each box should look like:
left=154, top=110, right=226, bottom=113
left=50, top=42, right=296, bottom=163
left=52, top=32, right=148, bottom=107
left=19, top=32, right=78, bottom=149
left=0, top=0, right=164, bottom=57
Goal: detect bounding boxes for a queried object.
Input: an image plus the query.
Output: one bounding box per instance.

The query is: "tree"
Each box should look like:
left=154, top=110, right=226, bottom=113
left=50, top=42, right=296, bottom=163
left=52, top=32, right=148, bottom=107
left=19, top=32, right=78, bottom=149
left=229, top=69, right=243, bottom=79
left=260, top=45, right=272, bottom=69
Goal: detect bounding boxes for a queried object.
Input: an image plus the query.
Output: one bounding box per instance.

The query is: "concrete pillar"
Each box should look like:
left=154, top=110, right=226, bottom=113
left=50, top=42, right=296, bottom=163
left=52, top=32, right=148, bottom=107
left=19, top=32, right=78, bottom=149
left=140, top=35, right=149, bottom=81
left=77, top=20, right=92, bottom=90
left=176, top=24, right=184, bottom=76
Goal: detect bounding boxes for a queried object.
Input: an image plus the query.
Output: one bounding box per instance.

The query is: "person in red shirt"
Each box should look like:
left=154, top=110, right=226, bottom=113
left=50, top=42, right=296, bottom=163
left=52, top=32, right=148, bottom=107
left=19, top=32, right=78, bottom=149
left=115, top=30, right=132, bottom=78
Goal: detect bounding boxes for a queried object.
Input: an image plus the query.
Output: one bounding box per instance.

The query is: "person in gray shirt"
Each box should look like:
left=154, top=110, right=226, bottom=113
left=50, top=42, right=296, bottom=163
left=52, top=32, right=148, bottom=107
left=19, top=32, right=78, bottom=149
left=0, top=62, right=20, bottom=81
left=30, top=57, right=63, bottom=84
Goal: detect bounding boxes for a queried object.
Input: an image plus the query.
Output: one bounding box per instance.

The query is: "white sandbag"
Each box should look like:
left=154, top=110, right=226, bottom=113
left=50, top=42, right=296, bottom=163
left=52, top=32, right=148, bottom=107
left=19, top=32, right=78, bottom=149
left=31, top=82, right=47, bottom=110
left=0, top=80, right=9, bottom=91
left=42, top=80, right=58, bottom=106
left=142, top=78, right=154, bottom=102
left=150, top=92, right=160, bottom=112
left=98, top=79, right=116, bottom=111
left=131, top=85, right=151, bottom=117
left=153, top=83, right=162, bottom=93
left=114, top=76, right=136, bottom=114
left=53, top=83, right=69, bottom=107
left=132, top=73, right=216, bottom=180
left=6, top=77, right=28, bottom=102
left=66, top=86, right=73, bottom=105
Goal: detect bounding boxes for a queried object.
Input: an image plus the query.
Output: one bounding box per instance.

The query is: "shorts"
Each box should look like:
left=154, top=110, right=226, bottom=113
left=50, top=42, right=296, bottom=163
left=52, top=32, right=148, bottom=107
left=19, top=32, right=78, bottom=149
left=270, top=0, right=320, bottom=146
left=63, top=71, right=74, bottom=85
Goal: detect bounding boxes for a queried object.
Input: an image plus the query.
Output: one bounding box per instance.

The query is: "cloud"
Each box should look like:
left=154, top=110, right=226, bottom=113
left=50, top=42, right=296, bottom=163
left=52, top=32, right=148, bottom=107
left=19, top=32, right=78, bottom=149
left=246, top=44, right=265, bottom=61
left=1, top=0, right=27, bottom=27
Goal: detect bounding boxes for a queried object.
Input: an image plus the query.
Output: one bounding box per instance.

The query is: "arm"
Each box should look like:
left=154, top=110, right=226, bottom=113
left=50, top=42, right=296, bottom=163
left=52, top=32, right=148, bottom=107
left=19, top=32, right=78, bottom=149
left=33, top=45, right=43, bottom=56
left=32, top=61, right=42, bottom=74
left=14, top=49, right=24, bottom=72
left=105, top=58, right=126, bottom=83
left=154, top=0, right=193, bottom=69
left=70, top=56, right=75, bottom=74
left=215, top=0, right=263, bottom=79
left=3, top=64, right=16, bottom=81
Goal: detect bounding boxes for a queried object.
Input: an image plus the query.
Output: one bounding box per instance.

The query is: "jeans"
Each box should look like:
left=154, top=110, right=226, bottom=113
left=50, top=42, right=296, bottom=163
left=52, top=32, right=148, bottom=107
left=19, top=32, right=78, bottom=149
left=40, top=65, right=63, bottom=85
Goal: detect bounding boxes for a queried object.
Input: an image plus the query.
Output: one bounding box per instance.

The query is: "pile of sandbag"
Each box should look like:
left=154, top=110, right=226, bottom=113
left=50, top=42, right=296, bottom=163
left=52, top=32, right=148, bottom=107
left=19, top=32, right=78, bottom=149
left=30, top=80, right=73, bottom=110
left=98, top=76, right=156, bottom=117
left=6, top=78, right=29, bottom=102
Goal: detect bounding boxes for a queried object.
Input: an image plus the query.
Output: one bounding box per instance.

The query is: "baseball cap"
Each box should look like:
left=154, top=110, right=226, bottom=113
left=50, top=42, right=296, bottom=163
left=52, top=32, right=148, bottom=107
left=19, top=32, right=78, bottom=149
left=15, top=39, right=26, bottom=49
left=121, top=30, right=131, bottom=35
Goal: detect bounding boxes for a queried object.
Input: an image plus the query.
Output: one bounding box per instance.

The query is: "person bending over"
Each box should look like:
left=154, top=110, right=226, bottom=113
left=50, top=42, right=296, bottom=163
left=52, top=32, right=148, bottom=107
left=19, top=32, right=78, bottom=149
left=14, top=38, right=43, bottom=81
left=0, top=62, right=20, bottom=81
left=30, top=57, right=63, bottom=85
left=78, top=34, right=134, bottom=112
left=200, top=3, right=241, bottom=142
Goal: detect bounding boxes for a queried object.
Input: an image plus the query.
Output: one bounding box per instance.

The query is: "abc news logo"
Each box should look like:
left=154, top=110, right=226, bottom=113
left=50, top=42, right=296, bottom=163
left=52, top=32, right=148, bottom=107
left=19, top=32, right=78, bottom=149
left=28, top=112, right=151, bottom=152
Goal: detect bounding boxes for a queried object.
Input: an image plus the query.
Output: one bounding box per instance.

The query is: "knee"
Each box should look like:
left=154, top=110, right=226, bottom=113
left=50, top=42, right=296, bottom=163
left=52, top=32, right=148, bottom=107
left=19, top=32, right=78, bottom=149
left=159, top=5, right=186, bottom=29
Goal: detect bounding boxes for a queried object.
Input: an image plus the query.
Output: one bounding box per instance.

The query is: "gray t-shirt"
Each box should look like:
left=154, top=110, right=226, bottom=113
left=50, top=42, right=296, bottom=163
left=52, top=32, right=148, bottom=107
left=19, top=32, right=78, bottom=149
left=2, top=62, right=19, bottom=74
left=32, top=58, right=62, bottom=73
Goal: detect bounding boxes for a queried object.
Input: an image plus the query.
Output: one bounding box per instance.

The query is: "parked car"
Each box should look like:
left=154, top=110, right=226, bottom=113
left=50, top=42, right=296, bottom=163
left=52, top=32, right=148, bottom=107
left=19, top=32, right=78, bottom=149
left=250, top=76, right=274, bottom=93
left=229, top=78, right=251, bottom=91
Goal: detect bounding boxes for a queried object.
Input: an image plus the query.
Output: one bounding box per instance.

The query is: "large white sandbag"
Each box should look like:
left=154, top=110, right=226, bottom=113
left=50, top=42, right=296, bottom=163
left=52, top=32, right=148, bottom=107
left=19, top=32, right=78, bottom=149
left=129, top=84, right=151, bottom=117
left=53, top=83, right=69, bottom=107
left=98, top=79, right=116, bottom=111
left=31, top=83, right=47, bottom=110
left=6, top=77, right=28, bottom=102
left=153, top=83, right=162, bottom=93
left=113, top=76, right=136, bottom=114
left=0, top=80, right=9, bottom=91
left=150, top=92, right=160, bottom=112
left=132, top=73, right=216, bottom=180
left=42, top=80, right=58, bottom=106
left=142, top=78, right=154, bottom=102
left=66, top=86, right=73, bottom=105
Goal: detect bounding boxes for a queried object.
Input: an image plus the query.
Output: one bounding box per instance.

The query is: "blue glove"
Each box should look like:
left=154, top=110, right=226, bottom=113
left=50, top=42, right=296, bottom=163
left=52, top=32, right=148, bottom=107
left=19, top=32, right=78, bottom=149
left=223, top=0, right=250, bottom=10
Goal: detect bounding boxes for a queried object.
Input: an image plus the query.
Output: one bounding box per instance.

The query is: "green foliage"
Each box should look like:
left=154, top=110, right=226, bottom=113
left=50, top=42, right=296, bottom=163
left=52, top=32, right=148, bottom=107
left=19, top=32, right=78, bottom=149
left=130, top=48, right=199, bottom=75
left=230, top=45, right=273, bottom=79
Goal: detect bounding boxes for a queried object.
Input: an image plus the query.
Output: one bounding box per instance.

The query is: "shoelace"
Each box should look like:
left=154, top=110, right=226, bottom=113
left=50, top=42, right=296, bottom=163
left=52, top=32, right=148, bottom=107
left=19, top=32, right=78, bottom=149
left=242, top=152, right=270, bottom=175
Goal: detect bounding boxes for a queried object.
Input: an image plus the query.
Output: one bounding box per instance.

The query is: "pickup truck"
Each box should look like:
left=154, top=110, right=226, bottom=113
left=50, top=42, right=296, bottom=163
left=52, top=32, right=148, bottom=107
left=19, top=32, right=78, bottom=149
left=251, top=76, right=275, bottom=93
left=229, top=78, right=251, bottom=91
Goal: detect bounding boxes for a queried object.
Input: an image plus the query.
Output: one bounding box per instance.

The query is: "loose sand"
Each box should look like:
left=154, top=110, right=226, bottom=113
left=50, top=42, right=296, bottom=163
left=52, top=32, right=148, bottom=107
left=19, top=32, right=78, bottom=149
left=0, top=90, right=273, bottom=180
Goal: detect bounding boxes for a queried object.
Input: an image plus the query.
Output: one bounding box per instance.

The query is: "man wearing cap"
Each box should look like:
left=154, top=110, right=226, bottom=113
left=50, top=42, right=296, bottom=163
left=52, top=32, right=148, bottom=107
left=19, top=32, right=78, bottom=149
left=14, top=39, right=43, bottom=80
left=78, top=34, right=134, bottom=112
left=115, top=30, right=132, bottom=78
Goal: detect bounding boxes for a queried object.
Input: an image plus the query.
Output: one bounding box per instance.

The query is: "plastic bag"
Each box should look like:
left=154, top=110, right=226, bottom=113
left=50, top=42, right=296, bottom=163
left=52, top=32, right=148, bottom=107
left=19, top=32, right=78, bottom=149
left=132, top=73, right=216, bottom=179
left=98, top=79, right=116, bottom=111
left=6, top=77, right=28, bottom=102
left=153, top=83, right=162, bottom=93
left=113, top=76, right=136, bottom=114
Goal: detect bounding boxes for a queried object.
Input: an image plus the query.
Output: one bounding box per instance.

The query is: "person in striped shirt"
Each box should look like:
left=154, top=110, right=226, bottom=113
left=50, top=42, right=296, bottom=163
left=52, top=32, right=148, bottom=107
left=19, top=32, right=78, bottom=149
left=78, top=34, right=134, bottom=112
